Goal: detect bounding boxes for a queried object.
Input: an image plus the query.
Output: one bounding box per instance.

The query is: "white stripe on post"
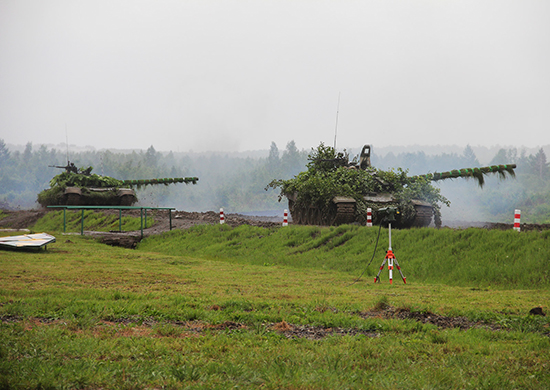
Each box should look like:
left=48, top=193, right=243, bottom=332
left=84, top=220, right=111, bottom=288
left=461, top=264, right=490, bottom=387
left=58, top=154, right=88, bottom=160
left=366, top=208, right=372, bottom=227
left=220, top=208, right=225, bottom=224
left=283, top=209, right=288, bottom=227
left=513, top=209, right=520, bottom=232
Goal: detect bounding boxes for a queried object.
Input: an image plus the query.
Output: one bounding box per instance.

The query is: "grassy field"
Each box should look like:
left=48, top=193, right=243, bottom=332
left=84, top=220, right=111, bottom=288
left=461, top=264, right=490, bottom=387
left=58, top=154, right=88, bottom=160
left=1, top=217, right=549, bottom=389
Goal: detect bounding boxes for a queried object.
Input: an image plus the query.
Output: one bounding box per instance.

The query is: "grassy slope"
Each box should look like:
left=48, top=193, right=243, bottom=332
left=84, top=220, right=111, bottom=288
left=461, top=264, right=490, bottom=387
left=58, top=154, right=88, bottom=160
left=30, top=209, right=154, bottom=232
left=0, top=220, right=549, bottom=388
left=139, top=224, right=550, bottom=289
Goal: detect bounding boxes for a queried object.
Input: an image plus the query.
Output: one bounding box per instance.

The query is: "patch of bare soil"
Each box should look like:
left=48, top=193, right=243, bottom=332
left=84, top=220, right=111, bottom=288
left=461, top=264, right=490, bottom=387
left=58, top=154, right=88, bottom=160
left=360, top=306, right=500, bottom=331
left=270, top=321, right=379, bottom=340
left=0, top=210, right=47, bottom=229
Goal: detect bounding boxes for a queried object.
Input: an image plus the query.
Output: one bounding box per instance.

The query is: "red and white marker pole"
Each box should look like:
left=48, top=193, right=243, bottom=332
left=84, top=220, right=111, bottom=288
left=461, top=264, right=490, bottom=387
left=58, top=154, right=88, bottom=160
left=514, top=209, right=521, bottom=232
left=366, top=208, right=373, bottom=227
left=283, top=209, right=288, bottom=227
left=220, top=208, right=225, bottom=224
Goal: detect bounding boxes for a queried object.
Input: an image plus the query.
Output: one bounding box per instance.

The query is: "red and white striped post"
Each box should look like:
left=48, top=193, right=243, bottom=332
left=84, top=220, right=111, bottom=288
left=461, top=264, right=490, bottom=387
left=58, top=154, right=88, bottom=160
left=514, top=209, right=521, bottom=232
left=220, top=208, right=225, bottom=224
left=366, top=208, right=373, bottom=227
left=283, top=209, right=288, bottom=227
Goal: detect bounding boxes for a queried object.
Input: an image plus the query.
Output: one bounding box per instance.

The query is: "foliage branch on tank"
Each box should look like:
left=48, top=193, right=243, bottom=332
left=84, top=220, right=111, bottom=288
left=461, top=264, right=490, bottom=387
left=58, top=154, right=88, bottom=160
left=47, top=166, right=198, bottom=190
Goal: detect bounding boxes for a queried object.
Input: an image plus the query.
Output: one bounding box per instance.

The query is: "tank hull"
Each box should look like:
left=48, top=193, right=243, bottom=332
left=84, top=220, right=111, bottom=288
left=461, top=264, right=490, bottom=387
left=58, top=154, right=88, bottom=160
left=287, top=192, right=434, bottom=228
left=62, top=187, right=138, bottom=206
left=38, top=186, right=138, bottom=207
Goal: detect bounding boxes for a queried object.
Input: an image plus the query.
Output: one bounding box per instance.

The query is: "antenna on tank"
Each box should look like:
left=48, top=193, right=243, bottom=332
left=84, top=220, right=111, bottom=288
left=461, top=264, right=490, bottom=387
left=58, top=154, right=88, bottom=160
left=333, top=92, right=340, bottom=150
left=65, top=123, right=70, bottom=164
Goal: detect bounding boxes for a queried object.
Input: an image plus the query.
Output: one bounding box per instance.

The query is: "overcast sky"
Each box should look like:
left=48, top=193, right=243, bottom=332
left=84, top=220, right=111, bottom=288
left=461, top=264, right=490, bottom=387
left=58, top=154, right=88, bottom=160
left=1, top=0, right=549, bottom=153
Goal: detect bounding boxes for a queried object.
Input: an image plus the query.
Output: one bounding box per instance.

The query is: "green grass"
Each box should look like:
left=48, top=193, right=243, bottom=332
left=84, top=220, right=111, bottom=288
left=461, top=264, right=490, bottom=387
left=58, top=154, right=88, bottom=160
left=1, top=217, right=550, bottom=388
left=31, top=209, right=154, bottom=233
left=139, top=223, right=550, bottom=289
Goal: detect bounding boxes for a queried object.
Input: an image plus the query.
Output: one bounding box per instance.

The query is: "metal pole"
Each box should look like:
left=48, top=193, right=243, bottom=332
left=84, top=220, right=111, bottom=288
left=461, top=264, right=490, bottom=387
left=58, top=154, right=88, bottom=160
left=119, top=209, right=122, bottom=232
left=145, top=209, right=147, bottom=229
left=63, top=208, right=66, bottom=233
left=140, top=208, right=143, bottom=239
left=81, top=209, right=84, bottom=235
left=169, top=209, right=172, bottom=230
left=388, top=222, right=392, bottom=251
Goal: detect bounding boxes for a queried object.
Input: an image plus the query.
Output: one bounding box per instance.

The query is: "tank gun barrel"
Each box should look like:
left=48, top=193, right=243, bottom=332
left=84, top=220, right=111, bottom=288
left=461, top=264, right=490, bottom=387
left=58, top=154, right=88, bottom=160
left=411, top=164, right=516, bottom=187
left=122, top=177, right=199, bottom=187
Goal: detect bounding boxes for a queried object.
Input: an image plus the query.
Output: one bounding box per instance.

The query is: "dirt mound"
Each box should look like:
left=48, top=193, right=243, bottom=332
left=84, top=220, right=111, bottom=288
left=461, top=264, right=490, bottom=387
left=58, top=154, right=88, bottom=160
left=174, top=210, right=281, bottom=228
left=0, top=210, right=47, bottom=229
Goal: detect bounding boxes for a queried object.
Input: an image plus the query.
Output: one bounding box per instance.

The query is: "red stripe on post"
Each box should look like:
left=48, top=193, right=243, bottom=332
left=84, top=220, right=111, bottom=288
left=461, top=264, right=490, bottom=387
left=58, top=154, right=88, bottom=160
left=513, top=209, right=520, bottom=232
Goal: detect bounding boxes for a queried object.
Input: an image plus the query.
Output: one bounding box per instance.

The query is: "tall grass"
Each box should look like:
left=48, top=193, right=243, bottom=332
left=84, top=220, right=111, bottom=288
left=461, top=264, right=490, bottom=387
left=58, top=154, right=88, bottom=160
left=139, top=224, right=550, bottom=289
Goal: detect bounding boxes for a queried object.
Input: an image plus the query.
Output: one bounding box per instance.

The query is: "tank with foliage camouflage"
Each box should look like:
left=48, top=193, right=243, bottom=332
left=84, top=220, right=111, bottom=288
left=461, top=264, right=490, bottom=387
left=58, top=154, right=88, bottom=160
left=37, top=162, right=198, bottom=207
left=267, top=144, right=516, bottom=228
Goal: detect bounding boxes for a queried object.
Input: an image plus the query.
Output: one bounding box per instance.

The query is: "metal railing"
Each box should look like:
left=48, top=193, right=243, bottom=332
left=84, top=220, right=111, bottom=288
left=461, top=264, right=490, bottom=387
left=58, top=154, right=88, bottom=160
left=47, top=206, right=175, bottom=238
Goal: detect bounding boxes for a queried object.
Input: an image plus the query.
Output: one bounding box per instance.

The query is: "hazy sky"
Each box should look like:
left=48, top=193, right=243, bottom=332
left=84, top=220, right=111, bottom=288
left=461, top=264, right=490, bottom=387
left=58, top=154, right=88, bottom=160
left=1, top=0, right=549, bottom=153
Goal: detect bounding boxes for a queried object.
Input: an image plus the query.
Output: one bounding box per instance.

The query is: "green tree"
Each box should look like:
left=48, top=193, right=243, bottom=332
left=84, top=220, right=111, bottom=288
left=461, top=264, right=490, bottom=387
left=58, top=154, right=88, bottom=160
left=281, top=140, right=307, bottom=175
left=267, top=142, right=280, bottom=171
left=0, top=139, right=10, bottom=168
left=144, top=145, right=158, bottom=168
left=462, top=145, right=480, bottom=166
left=530, top=148, right=548, bottom=180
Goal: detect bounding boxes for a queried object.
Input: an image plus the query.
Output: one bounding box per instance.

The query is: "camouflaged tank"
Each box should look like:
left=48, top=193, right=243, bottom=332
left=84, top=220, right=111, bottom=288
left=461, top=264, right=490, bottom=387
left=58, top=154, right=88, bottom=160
left=271, top=145, right=516, bottom=228
left=37, top=162, right=198, bottom=207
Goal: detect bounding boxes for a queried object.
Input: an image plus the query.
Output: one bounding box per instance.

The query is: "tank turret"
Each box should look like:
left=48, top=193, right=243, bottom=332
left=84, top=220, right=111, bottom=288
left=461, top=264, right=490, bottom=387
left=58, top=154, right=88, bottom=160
left=268, top=144, right=516, bottom=228
left=38, top=162, right=198, bottom=207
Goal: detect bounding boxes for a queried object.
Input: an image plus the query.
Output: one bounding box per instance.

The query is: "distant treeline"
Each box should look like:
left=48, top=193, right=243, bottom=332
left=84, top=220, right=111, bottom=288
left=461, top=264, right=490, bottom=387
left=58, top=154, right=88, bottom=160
left=0, top=139, right=548, bottom=223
